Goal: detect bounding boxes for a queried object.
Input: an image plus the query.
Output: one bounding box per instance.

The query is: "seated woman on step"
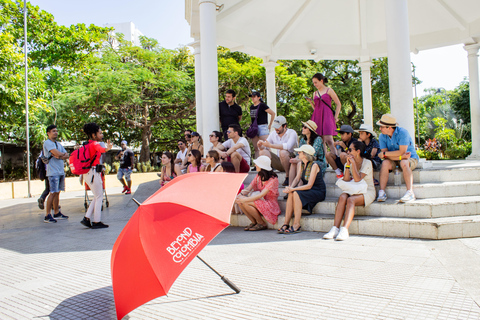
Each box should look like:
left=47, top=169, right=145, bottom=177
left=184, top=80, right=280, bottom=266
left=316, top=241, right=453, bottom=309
left=279, top=144, right=326, bottom=234
left=235, top=156, right=280, bottom=231
left=323, top=141, right=375, bottom=241
left=158, top=151, right=176, bottom=187
left=204, top=150, right=222, bottom=172
left=186, top=150, right=205, bottom=173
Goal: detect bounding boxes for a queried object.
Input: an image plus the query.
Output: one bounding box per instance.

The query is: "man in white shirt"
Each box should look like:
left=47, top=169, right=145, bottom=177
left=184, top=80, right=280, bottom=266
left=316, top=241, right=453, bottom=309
left=174, top=139, right=188, bottom=176
left=258, top=116, right=298, bottom=186
left=216, top=124, right=251, bottom=173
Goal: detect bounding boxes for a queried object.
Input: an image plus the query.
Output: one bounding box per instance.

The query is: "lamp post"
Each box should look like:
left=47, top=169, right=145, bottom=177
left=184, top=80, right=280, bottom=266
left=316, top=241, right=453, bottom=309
left=412, top=63, right=420, bottom=148
left=436, top=87, right=448, bottom=105
left=24, top=0, right=31, bottom=198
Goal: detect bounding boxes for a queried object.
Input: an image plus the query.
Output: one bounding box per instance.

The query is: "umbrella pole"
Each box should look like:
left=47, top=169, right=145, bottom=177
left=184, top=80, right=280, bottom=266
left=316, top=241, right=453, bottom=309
left=196, top=256, right=241, bottom=294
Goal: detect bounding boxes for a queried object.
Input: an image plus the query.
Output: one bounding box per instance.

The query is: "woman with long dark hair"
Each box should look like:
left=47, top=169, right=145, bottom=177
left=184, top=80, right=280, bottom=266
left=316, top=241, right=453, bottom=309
left=159, top=152, right=176, bottom=187
left=186, top=149, right=204, bottom=173
left=306, top=73, right=342, bottom=153
left=323, top=141, right=375, bottom=241
left=235, top=156, right=280, bottom=231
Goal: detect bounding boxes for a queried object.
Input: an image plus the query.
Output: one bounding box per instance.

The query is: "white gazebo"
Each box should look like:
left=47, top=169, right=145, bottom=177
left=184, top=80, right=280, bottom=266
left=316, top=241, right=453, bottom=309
left=185, top=0, right=480, bottom=158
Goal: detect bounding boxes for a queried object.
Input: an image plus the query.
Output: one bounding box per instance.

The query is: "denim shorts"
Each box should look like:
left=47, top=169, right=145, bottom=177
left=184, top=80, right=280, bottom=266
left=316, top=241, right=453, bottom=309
left=117, top=168, right=132, bottom=181
left=257, top=124, right=270, bottom=137
left=48, top=175, right=65, bottom=193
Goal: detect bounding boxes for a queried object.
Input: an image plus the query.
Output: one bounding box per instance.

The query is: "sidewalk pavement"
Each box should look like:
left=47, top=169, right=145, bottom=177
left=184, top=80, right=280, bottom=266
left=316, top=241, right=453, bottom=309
left=1, top=180, right=480, bottom=319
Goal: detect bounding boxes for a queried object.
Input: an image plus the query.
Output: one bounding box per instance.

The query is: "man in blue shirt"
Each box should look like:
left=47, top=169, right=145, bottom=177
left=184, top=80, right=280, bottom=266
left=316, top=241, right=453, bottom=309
left=43, top=125, right=70, bottom=223
left=376, top=114, right=419, bottom=202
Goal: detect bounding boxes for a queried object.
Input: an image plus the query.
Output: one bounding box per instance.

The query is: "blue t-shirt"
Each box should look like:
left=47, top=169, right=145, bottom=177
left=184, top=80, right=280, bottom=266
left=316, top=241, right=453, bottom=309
left=379, top=127, right=418, bottom=160
left=43, top=139, right=67, bottom=177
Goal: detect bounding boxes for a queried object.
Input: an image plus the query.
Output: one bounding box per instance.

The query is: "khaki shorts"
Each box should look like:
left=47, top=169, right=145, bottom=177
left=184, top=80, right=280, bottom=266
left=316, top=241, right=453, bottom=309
left=385, top=158, right=418, bottom=171
left=270, top=150, right=295, bottom=172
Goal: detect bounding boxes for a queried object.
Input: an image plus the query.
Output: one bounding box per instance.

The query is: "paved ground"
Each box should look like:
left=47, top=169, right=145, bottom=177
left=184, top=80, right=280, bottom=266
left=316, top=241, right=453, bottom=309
left=1, top=180, right=480, bottom=319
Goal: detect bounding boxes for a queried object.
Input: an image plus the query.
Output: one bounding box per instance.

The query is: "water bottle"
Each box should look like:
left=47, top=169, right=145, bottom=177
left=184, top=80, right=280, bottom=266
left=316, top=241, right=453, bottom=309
left=394, top=167, right=401, bottom=186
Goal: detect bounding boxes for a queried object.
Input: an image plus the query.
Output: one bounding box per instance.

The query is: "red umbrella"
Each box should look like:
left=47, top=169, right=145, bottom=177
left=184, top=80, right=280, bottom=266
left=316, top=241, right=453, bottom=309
left=111, top=172, right=247, bottom=320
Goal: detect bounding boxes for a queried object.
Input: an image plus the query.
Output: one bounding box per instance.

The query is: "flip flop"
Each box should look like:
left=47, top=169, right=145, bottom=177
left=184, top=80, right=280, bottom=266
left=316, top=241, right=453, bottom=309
left=277, top=224, right=290, bottom=234
left=244, top=222, right=256, bottom=231
left=249, top=224, right=268, bottom=231
left=284, top=226, right=301, bottom=234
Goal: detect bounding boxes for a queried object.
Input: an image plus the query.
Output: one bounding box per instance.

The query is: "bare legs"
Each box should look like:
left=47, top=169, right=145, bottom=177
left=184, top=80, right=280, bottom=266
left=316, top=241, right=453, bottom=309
left=284, top=191, right=303, bottom=230
left=252, top=134, right=268, bottom=159
left=237, top=201, right=266, bottom=227
left=333, top=193, right=364, bottom=229
left=230, top=152, right=243, bottom=173
left=46, top=192, right=60, bottom=216
left=322, top=135, right=335, bottom=153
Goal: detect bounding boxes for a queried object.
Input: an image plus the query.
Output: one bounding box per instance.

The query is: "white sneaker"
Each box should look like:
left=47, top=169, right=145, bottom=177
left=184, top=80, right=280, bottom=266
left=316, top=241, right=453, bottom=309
left=376, top=190, right=387, bottom=202
left=323, top=226, right=339, bottom=239
left=399, top=190, right=416, bottom=202
left=335, top=227, right=349, bottom=241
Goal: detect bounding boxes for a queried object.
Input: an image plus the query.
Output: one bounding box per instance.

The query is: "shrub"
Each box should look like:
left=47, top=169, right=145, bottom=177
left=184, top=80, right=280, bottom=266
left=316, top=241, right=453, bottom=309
left=445, top=142, right=472, bottom=159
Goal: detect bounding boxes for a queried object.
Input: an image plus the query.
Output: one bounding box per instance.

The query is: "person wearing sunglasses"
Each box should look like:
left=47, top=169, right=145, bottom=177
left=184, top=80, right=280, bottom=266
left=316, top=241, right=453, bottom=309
left=186, top=149, right=204, bottom=173
left=257, top=116, right=298, bottom=187
left=182, top=131, right=204, bottom=168
left=323, top=141, right=375, bottom=241
left=279, top=144, right=326, bottom=234
left=209, top=131, right=225, bottom=152
left=204, top=150, right=222, bottom=172
left=214, top=124, right=251, bottom=173
left=172, top=139, right=188, bottom=176
left=285, top=120, right=327, bottom=198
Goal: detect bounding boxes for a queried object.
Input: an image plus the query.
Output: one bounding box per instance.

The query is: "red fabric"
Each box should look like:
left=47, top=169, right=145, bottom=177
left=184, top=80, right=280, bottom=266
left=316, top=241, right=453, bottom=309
left=87, top=140, right=106, bottom=167
left=111, top=172, right=247, bottom=320
left=249, top=175, right=281, bottom=224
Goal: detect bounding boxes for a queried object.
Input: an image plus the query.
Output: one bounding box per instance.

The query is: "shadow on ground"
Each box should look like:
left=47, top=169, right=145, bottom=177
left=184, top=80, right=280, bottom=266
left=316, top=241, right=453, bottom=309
left=48, top=286, right=120, bottom=320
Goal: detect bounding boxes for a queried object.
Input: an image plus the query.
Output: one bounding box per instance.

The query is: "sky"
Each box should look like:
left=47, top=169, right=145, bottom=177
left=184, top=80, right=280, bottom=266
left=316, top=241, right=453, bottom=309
left=30, top=0, right=471, bottom=97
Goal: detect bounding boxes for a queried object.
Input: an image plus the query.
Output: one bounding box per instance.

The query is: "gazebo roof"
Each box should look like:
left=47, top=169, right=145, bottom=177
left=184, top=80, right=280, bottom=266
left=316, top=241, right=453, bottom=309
left=186, top=0, right=480, bottom=60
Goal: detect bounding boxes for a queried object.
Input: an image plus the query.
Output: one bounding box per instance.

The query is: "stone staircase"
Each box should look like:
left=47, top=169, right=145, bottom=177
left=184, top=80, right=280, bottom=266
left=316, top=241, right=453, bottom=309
left=229, top=160, right=480, bottom=239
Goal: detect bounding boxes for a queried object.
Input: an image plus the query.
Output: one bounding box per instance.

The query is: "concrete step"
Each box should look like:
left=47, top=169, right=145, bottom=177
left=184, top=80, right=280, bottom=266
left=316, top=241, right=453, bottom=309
left=230, top=213, right=480, bottom=240
left=274, top=196, right=480, bottom=219
left=244, top=165, right=480, bottom=185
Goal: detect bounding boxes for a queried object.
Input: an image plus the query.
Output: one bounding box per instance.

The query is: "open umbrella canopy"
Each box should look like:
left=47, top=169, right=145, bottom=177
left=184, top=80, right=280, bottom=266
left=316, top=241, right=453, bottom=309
left=111, top=172, right=247, bottom=320
left=186, top=0, right=480, bottom=60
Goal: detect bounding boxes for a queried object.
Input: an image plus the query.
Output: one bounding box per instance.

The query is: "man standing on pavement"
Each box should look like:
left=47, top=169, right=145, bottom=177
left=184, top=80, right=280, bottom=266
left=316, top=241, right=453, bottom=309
left=325, top=125, right=357, bottom=179
left=257, top=116, right=298, bottom=186
left=43, top=125, right=69, bottom=223
left=214, top=124, right=251, bottom=173
left=115, top=140, right=135, bottom=195
left=219, top=89, right=243, bottom=141
left=376, top=114, right=419, bottom=202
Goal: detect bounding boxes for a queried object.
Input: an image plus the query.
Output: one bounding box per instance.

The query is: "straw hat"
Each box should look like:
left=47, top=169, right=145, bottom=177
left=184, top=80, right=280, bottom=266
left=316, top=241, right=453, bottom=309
left=301, top=120, right=317, bottom=132
left=294, top=144, right=316, bottom=156
left=355, top=124, right=377, bottom=138
left=376, top=114, right=398, bottom=127
left=253, top=156, right=272, bottom=171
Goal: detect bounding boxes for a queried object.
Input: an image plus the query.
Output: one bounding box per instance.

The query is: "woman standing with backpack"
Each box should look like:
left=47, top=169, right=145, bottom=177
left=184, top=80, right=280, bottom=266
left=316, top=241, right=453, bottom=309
left=80, top=123, right=112, bottom=229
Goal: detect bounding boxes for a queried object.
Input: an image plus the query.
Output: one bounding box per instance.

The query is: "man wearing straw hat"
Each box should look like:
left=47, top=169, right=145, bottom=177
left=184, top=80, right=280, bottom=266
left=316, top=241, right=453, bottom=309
left=376, top=114, right=419, bottom=202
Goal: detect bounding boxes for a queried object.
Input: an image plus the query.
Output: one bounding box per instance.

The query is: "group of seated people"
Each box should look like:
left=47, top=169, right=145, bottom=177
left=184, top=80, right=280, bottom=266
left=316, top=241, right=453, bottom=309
left=158, top=113, right=419, bottom=241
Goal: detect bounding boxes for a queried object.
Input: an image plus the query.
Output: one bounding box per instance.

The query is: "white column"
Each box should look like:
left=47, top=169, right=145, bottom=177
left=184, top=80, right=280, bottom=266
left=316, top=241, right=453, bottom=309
left=261, top=60, right=278, bottom=121
left=465, top=43, right=480, bottom=159
left=384, top=0, right=415, bottom=138
left=199, top=0, right=219, bottom=151
left=189, top=40, right=203, bottom=135
left=358, top=60, right=373, bottom=127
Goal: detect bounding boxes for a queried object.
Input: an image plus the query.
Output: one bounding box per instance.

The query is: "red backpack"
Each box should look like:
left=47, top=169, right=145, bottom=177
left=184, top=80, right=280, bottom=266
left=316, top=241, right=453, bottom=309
left=69, top=142, right=98, bottom=175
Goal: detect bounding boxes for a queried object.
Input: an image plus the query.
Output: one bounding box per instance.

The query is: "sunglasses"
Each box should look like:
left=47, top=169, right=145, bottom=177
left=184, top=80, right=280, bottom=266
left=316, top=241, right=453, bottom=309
left=209, top=134, right=215, bottom=137
left=185, top=134, right=191, bottom=138
left=188, top=154, right=192, bottom=157
left=226, top=130, right=231, bottom=134
left=302, top=125, right=308, bottom=129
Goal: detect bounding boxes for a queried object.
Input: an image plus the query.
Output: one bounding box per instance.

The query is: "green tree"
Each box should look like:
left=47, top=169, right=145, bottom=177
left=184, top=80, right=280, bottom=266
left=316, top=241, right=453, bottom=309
left=59, top=38, right=195, bottom=162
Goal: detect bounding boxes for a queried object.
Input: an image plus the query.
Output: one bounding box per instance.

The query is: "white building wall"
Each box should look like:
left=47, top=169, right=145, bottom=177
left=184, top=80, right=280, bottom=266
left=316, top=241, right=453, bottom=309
left=105, top=22, right=144, bottom=47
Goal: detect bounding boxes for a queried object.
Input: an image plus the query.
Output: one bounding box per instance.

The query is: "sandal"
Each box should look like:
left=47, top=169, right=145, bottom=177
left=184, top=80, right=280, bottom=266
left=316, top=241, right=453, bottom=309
left=249, top=224, right=268, bottom=231
left=244, top=222, right=256, bottom=231
left=277, top=224, right=290, bottom=234
left=284, top=226, right=302, bottom=234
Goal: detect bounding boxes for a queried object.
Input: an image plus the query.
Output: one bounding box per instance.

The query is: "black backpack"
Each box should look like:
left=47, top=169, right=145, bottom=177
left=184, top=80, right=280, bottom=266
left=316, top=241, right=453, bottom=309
left=36, top=157, right=47, bottom=181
